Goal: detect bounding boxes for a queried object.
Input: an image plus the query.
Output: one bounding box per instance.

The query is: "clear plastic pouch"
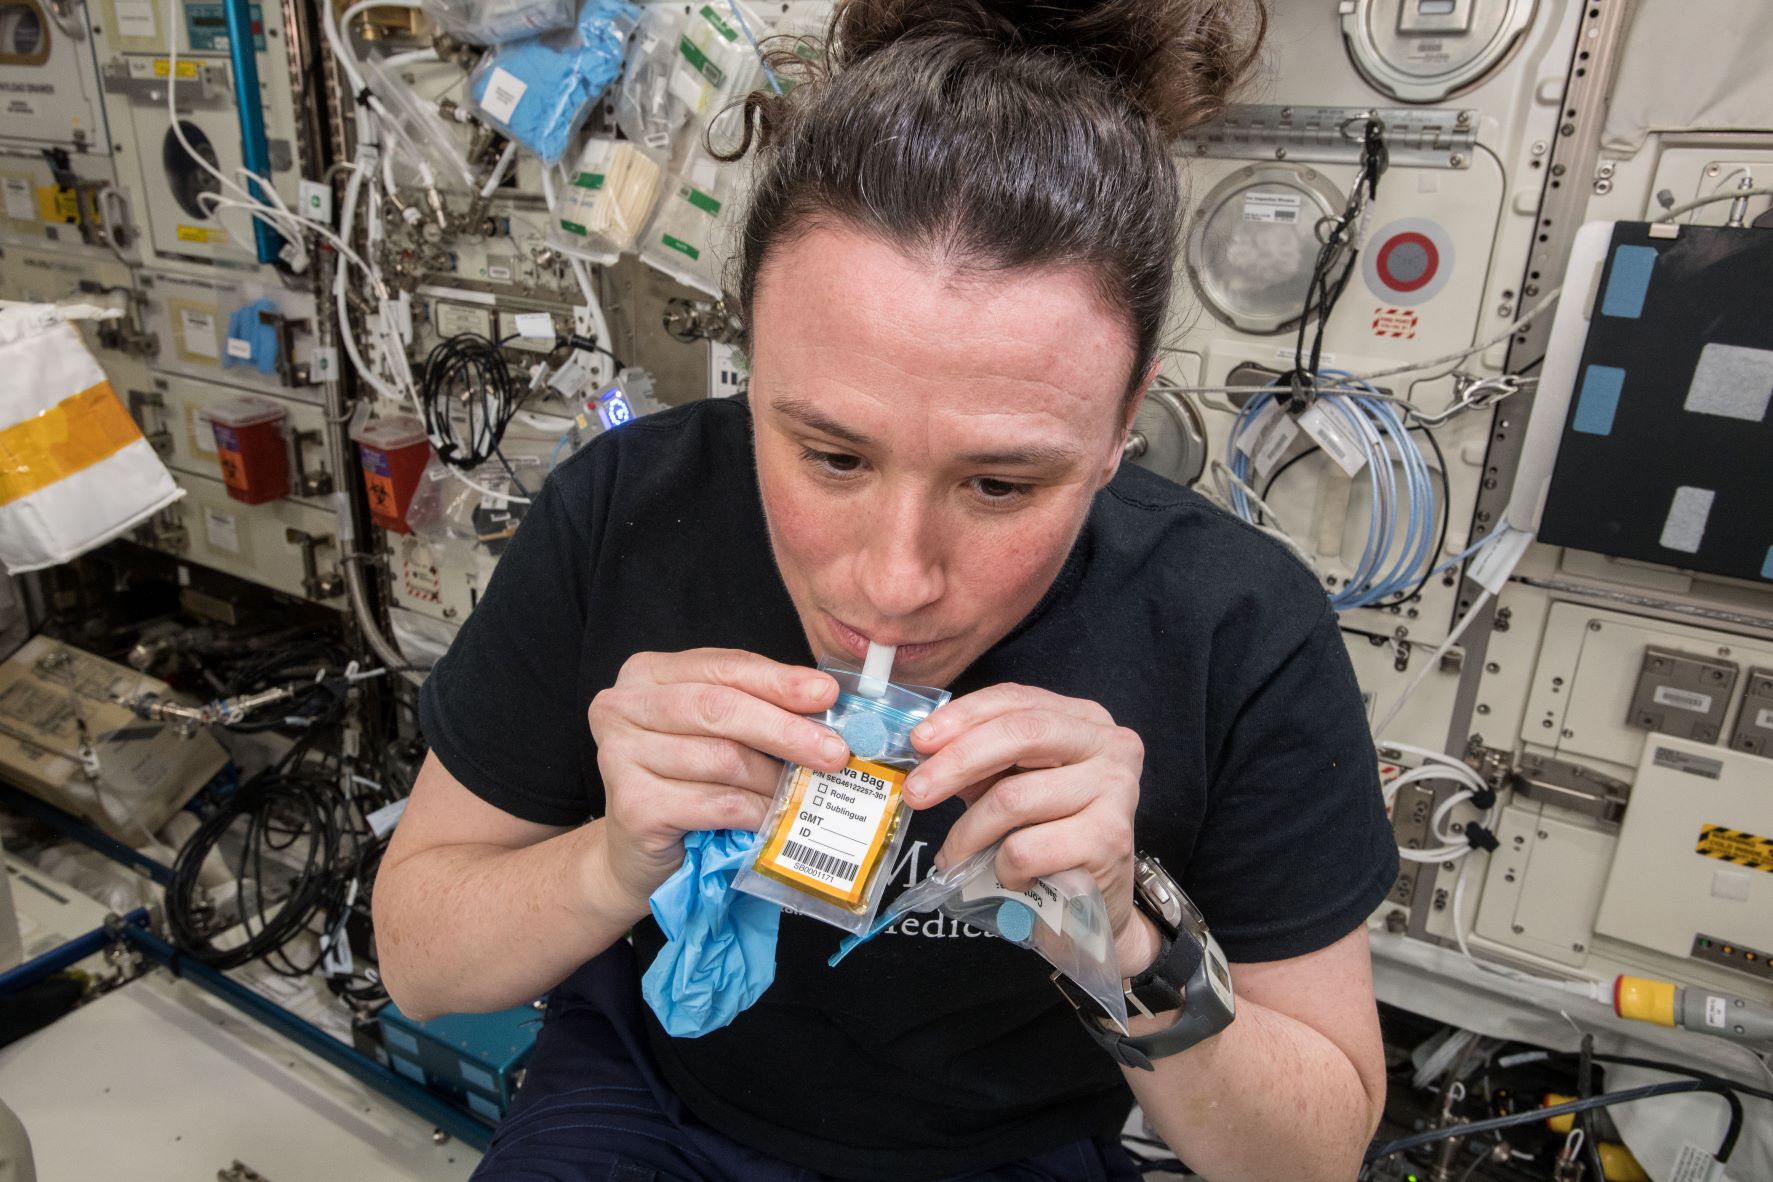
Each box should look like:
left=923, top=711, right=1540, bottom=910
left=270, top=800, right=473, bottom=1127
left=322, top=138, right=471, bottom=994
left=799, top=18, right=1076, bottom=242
left=420, top=0, right=575, bottom=45
left=547, top=137, right=666, bottom=264
left=614, top=6, right=690, bottom=160
left=467, top=0, right=640, bottom=166
left=831, top=839, right=1130, bottom=1033
left=732, top=658, right=950, bottom=935
left=666, top=2, right=769, bottom=140
left=637, top=147, right=733, bottom=297
left=359, top=53, right=479, bottom=192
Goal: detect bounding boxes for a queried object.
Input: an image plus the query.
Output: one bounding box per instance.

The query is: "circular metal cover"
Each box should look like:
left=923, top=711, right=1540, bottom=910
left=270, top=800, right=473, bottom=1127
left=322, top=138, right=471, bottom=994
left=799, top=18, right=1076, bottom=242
left=164, top=122, right=223, bottom=222
left=1185, top=164, right=1345, bottom=336
left=0, top=2, right=48, bottom=63
left=1340, top=0, right=1537, bottom=104
left=1126, top=387, right=1208, bottom=488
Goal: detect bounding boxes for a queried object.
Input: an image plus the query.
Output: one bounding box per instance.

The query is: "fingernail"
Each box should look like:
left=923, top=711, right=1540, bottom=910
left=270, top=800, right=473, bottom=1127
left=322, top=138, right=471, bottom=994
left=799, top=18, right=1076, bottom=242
left=902, top=770, right=922, bottom=803
left=933, top=849, right=949, bottom=872
left=818, top=734, right=847, bottom=763
left=802, top=676, right=829, bottom=698
left=913, top=721, right=935, bottom=743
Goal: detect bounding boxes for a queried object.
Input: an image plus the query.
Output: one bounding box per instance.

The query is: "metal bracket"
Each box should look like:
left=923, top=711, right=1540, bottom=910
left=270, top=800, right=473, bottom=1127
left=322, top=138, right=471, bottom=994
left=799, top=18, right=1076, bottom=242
left=1512, top=752, right=1630, bottom=824
left=258, top=308, right=311, bottom=386
left=284, top=528, right=342, bottom=599
left=1178, top=105, right=1477, bottom=169
left=290, top=429, right=333, bottom=497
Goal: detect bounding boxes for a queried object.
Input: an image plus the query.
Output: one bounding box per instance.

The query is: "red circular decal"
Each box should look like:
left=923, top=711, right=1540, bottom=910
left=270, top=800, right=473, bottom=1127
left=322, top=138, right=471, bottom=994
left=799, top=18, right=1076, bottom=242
left=1376, top=232, right=1439, bottom=294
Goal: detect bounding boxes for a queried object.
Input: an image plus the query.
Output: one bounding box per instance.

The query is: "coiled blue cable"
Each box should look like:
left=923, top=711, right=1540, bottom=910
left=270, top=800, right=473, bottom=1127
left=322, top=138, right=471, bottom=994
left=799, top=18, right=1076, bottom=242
left=1223, top=375, right=1442, bottom=611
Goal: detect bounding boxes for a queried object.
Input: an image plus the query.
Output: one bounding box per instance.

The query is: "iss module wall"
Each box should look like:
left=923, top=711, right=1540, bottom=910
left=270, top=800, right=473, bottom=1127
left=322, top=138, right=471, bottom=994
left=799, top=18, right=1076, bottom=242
left=1, top=0, right=1772, bottom=1179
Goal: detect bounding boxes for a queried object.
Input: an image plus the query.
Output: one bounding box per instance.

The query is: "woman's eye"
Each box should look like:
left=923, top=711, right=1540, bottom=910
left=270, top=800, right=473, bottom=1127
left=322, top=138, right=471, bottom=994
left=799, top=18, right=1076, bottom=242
left=801, top=447, right=863, bottom=476
left=971, top=477, right=1032, bottom=503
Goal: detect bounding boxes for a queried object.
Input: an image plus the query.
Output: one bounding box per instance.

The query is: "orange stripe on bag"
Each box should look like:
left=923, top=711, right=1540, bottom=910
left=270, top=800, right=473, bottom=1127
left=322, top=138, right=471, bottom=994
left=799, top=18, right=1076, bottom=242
left=0, top=381, right=145, bottom=505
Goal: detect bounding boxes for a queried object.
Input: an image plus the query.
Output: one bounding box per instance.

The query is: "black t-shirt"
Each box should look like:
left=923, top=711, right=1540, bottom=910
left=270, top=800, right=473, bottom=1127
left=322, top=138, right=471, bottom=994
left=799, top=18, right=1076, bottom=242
left=419, top=397, right=1398, bottom=1181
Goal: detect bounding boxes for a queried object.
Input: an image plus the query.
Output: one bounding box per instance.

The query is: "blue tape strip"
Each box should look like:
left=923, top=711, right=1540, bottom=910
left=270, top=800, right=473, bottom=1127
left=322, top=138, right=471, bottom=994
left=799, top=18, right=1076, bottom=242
left=1573, top=365, right=1627, bottom=435
left=1601, top=245, right=1658, bottom=319
left=1762, top=546, right=1773, bottom=580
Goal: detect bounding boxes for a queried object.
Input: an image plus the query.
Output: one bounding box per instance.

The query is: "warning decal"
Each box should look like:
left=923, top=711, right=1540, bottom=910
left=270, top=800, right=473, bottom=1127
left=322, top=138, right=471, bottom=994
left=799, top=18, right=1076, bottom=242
left=1372, top=307, right=1419, bottom=339
left=1695, top=824, right=1773, bottom=873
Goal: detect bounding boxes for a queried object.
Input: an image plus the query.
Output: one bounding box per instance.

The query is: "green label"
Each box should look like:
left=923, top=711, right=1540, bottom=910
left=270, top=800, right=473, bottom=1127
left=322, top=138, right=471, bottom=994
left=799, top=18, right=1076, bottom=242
left=572, top=172, right=605, bottom=190
left=698, top=4, right=739, bottom=42
left=661, top=233, right=701, bottom=260
left=559, top=219, right=588, bottom=237
left=682, top=185, right=721, bottom=216
left=678, top=35, right=725, bottom=87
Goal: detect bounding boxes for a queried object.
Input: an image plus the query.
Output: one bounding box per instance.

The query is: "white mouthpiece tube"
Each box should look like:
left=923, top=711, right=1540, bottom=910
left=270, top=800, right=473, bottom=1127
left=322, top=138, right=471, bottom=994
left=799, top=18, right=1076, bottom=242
left=859, top=642, right=896, bottom=699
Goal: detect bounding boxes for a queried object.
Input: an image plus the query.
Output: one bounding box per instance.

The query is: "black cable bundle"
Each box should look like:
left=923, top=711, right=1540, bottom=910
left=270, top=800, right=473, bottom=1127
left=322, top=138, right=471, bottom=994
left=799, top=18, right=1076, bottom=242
left=1285, top=117, right=1390, bottom=409
left=215, top=634, right=355, bottom=734
left=166, top=766, right=354, bottom=971
left=419, top=332, right=521, bottom=470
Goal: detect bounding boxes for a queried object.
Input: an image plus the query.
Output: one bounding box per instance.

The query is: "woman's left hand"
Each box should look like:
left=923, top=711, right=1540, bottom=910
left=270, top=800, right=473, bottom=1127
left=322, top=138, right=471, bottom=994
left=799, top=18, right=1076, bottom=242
left=904, top=684, right=1160, bottom=978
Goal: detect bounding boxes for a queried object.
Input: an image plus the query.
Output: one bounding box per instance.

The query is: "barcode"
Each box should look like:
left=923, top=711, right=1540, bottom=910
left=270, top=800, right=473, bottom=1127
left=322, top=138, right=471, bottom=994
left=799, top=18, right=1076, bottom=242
left=781, top=840, right=858, bottom=883
left=1273, top=209, right=1296, bottom=222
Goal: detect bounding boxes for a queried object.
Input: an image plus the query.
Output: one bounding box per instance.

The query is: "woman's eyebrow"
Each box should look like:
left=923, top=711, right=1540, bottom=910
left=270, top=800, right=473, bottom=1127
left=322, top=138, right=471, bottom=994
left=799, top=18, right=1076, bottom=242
left=771, top=396, right=875, bottom=447
left=773, top=396, right=1081, bottom=467
left=957, top=443, right=1080, bottom=468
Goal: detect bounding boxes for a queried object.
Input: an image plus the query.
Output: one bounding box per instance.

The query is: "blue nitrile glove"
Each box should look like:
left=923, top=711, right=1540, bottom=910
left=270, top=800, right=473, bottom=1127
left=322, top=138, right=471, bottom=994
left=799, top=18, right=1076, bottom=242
left=641, top=828, right=780, bottom=1037
left=469, top=0, right=637, bottom=166
left=222, top=299, right=280, bottom=375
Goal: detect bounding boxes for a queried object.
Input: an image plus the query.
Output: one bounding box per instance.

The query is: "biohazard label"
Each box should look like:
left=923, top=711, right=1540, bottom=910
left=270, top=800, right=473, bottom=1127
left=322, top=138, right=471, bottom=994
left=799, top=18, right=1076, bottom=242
left=1372, top=307, right=1419, bottom=339
left=1695, top=824, right=1773, bottom=874
left=757, top=756, right=904, bottom=905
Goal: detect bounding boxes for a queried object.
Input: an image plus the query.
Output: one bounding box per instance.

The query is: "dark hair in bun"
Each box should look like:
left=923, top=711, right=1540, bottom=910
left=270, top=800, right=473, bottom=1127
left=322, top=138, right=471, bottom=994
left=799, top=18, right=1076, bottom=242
left=723, top=0, right=1267, bottom=392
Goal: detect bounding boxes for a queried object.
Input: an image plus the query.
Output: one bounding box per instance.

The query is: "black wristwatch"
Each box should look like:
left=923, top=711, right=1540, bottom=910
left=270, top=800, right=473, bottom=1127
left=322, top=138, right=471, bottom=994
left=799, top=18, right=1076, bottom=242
left=1052, top=854, right=1236, bottom=1071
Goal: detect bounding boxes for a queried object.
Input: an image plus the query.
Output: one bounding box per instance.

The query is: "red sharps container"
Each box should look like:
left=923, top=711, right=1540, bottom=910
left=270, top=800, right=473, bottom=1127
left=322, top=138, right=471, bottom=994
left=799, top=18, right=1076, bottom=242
left=209, top=396, right=290, bottom=505
left=352, top=415, right=431, bottom=533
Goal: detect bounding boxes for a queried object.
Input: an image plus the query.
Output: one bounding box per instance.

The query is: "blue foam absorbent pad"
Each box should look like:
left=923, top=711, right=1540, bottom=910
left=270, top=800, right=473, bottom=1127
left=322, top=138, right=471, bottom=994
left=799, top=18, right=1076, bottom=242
left=838, top=710, right=889, bottom=761
left=642, top=828, right=780, bottom=1038
left=1600, top=245, right=1658, bottom=319
left=470, top=0, right=638, bottom=165
left=995, top=899, right=1034, bottom=944
left=223, top=298, right=280, bottom=375
left=1572, top=365, right=1626, bottom=436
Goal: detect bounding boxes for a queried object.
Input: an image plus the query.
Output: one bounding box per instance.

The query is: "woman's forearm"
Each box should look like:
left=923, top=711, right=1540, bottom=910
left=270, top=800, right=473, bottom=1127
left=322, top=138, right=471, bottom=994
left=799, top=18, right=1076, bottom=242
left=373, top=818, right=645, bottom=1019
left=1124, top=995, right=1383, bottom=1182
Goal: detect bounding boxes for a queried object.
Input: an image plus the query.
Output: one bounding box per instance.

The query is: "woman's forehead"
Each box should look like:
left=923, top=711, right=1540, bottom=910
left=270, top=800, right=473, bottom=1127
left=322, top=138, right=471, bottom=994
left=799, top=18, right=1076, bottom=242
left=749, top=224, right=1135, bottom=420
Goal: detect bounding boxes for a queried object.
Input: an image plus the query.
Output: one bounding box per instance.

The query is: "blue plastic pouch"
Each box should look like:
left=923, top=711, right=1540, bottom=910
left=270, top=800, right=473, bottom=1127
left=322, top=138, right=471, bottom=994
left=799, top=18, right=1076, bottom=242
left=640, top=828, right=780, bottom=1037
left=468, top=0, right=639, bottom=166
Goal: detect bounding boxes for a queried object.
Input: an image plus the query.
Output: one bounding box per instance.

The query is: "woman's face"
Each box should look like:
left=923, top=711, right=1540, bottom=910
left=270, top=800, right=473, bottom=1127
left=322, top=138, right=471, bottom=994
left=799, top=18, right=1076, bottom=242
left=750, top=224, right=1146, bottom=688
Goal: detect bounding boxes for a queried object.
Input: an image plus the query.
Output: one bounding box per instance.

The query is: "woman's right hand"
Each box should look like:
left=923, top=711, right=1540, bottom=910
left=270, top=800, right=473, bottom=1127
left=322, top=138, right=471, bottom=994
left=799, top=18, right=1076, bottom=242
left=586, top=648, right=845, bottom=914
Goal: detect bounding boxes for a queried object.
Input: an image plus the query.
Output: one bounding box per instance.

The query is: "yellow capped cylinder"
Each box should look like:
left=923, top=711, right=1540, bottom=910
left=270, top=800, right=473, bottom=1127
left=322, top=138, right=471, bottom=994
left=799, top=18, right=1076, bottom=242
left=1614, top=975, right=1677, bottom=1027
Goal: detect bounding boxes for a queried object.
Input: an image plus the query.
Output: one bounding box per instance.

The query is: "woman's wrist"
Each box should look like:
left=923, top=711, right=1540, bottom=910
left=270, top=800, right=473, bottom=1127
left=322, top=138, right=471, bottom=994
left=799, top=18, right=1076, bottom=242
left=572, top=819, right=650, bottom=933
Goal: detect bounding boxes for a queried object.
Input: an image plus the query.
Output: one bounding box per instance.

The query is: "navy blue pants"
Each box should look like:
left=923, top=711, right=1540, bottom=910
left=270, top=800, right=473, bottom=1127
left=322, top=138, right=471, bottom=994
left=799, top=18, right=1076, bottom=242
left=468, top=945, right=1142, bottom=1182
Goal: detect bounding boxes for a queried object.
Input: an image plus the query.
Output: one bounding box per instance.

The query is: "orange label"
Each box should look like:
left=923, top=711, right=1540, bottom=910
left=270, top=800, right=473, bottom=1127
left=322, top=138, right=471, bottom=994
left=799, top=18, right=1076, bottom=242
left=756, top=756, right=904, bottom=906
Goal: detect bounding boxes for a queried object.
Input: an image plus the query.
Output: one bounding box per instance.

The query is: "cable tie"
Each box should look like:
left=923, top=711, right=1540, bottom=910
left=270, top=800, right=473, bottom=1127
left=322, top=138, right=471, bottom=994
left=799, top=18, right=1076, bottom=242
left=1469, top=786, right=1497, bottom=811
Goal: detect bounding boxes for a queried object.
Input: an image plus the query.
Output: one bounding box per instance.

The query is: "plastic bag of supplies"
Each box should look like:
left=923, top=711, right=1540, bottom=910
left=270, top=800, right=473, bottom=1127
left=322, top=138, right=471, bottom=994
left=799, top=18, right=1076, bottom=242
left=0, top=303, right=182, bottom=574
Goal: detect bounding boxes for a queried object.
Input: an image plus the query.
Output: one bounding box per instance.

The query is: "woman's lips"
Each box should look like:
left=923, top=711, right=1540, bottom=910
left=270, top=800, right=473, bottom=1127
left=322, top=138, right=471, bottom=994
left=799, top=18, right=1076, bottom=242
left=824, top=614, right=944, bottom=667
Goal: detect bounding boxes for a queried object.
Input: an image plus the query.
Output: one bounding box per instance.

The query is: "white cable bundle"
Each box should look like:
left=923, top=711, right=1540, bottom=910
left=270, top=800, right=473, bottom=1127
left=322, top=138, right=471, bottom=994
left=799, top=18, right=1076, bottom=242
left=0, top=304, right=183, bottom=573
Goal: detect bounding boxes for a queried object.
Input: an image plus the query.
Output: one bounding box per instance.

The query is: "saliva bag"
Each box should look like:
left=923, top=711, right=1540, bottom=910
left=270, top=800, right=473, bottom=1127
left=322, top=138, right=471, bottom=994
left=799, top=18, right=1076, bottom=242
left=732, top=657, right=949, bottom=935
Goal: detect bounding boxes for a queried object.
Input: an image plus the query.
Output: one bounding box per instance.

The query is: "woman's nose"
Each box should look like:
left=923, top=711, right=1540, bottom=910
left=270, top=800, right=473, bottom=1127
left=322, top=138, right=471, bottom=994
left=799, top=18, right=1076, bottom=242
left=858, top=491, right=945, bottom=619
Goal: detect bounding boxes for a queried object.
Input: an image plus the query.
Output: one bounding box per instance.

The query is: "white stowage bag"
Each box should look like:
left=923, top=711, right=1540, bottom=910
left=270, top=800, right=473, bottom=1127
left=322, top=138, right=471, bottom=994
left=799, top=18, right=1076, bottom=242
left=0, top=302, right=183, bottom=573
